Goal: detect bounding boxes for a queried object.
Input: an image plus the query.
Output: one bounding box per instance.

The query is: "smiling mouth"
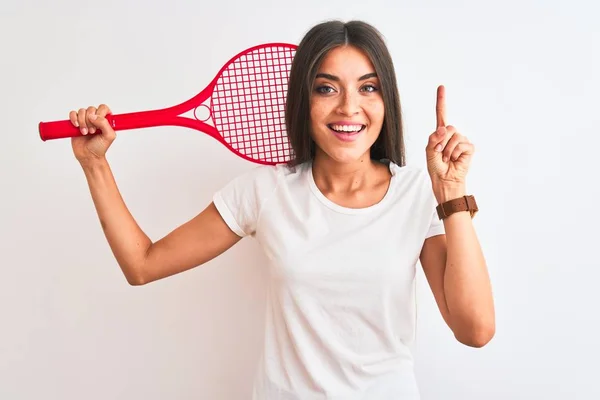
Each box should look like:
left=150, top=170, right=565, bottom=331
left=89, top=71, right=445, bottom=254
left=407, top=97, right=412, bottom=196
left=327, top=124, right=366, bottom=134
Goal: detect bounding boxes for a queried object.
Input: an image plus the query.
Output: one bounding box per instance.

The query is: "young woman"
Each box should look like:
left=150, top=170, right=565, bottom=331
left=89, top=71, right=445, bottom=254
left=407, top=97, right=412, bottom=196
left=69, top=20, right=494, bottom=400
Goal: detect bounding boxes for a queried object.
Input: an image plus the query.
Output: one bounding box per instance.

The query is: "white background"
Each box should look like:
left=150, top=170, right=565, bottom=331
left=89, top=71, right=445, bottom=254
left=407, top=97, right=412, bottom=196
left=1, top=0, right=599, bottom=398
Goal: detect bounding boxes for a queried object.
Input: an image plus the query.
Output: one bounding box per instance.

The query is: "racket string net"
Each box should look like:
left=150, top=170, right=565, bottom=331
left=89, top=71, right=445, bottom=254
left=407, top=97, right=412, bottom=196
left=211, top=46, right=295, bottom=164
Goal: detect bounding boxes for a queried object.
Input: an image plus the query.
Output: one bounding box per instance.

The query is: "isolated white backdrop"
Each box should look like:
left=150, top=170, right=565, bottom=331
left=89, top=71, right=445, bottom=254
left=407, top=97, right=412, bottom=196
left=1, top=0, right=599, bottom=399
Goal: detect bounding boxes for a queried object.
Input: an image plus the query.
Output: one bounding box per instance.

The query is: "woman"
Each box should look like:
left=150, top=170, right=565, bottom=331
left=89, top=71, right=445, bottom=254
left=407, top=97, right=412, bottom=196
left=69, top=20, right=494, bottom=400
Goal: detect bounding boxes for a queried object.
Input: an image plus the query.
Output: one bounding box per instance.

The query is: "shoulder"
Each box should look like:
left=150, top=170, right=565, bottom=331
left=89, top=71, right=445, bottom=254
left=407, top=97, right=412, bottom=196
left=386, top=161, right=444, bottom=236
left=386, top=161, right=437, bottom=204
left=388, top=161, right=431, bottom=188
left=212, top=161, right=309, bottom=237
left=214, top=161, right=308, bottom=208
left=227, top=161, right=306, bottom=191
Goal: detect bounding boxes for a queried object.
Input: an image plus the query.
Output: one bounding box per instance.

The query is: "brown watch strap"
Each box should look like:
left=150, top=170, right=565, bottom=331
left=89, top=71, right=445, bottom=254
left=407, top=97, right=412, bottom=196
left=436, top=195, right=478, bottom=220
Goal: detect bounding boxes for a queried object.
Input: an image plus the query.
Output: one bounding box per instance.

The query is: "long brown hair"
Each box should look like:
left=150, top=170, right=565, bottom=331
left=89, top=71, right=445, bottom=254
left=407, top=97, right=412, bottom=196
left=285, top=20, right=405, bottom=167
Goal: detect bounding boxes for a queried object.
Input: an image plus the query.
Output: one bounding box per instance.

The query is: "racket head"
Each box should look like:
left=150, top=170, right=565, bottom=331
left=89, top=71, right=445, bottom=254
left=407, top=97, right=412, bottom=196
left=207, top=43, right=297, bottom=165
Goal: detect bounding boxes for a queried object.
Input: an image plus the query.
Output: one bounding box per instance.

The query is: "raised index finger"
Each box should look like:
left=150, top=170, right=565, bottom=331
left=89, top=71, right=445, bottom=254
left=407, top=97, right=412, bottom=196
left=436, top=85, right=446, bottom=128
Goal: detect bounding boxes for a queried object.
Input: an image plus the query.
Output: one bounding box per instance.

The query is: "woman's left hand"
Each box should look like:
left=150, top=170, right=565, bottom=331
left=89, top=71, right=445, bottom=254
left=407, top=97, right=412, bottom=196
left=426, top=85, right=475, bottom=192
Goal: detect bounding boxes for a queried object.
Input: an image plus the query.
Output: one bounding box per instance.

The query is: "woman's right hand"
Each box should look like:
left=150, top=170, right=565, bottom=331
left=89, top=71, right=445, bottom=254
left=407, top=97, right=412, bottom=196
left=69, top=104, right=116, bottom=166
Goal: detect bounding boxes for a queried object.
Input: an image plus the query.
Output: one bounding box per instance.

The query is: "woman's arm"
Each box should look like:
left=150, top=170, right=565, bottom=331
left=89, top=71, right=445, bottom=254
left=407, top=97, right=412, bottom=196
left=82, top=158, right=241, bottom=286
left=419, top=208, right=495, bottom=348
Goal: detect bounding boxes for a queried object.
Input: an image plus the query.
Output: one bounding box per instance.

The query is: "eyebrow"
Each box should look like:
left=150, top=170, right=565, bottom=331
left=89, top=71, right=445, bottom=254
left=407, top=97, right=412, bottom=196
left=315, top=72, right=378, bottom=81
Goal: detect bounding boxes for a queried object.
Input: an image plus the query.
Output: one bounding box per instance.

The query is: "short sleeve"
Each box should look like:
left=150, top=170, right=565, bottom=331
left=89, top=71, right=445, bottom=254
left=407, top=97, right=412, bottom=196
left=212, top=165, right=279, bottom=238
left=425, top=207, right=445, bottom=239
left=420, top=170, right=445, bottom=239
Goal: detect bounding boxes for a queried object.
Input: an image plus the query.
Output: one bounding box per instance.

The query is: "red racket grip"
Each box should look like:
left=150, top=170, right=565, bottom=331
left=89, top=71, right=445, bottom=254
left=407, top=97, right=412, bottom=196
left=39, top=111, right=168, bottom=141
left=39, top=116, right=118, bottom=141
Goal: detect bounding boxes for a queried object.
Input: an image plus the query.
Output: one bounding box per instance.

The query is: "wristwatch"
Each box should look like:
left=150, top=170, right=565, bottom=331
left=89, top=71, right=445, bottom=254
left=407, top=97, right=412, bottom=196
left=436, top=195, right=478, bottom=220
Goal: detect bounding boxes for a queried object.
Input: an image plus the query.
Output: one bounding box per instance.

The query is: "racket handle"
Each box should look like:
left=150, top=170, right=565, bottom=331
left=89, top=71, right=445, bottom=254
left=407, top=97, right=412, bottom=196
left=38, top=111, right=164, bottom=141
left=38, top=117, right=117, bottom=141
left=39, top=120, right=82, bottom=141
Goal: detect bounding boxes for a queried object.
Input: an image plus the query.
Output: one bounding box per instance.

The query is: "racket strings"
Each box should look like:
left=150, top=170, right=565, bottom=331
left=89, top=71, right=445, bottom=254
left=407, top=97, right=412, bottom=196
left=211, top=46, right=295, bottom=164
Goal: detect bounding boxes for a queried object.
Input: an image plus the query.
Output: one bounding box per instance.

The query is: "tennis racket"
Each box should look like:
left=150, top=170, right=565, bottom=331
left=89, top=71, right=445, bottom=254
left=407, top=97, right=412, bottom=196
left=38, top=43, right=297, bottom=165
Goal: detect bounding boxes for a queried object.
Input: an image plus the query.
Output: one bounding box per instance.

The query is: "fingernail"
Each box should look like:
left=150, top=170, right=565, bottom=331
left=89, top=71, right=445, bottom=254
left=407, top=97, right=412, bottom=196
left=81, top=128, right=88, bottom=135
left=435, top=144, right=443, bottom=152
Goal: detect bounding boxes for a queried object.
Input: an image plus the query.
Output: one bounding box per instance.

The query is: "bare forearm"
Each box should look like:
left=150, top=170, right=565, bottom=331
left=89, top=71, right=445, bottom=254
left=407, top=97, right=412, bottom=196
left=443, top=212, right=494, bottom=337
left=435, top=186, right=495, bottom=344
left=81, top=158, right=151, bottom=284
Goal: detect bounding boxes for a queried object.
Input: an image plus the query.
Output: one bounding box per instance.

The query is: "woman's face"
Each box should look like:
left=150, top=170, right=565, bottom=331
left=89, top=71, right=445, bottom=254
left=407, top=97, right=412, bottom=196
left=309, top=45, right=385, bottom=165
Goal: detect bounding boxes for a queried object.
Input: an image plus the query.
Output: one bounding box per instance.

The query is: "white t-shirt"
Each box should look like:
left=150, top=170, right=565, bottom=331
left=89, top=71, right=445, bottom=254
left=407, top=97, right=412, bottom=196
left=213, top=160, right=445, bottom=400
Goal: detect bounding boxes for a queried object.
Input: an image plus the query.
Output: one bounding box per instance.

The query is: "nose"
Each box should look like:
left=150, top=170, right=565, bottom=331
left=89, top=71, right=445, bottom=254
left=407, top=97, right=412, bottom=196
left=336, top=91, right=360, bottom=116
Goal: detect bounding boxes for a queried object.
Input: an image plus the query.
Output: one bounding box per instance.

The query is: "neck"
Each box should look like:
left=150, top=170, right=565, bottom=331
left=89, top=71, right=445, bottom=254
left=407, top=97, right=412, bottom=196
left=311, top=150, right=383, bottom=193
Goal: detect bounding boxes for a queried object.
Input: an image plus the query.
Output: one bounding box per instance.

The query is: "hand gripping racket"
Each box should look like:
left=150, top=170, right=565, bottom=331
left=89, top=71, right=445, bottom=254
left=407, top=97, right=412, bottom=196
left=38, top=43, right=297, bottom=165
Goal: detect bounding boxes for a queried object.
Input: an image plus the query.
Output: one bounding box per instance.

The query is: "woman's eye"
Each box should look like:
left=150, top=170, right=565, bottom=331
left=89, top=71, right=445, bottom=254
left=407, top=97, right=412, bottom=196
left=361, top=84, right=378, bottom=93
left=315, top=85, right=335, bottom=94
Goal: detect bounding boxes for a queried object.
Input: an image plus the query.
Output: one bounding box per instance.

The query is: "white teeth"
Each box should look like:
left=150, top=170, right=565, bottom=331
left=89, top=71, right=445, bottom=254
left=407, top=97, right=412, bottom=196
left=329, top=124, right=364, bottom=133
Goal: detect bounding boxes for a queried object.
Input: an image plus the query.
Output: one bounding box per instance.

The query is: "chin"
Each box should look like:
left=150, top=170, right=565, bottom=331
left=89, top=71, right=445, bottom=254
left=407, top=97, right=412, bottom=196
left=330, top=142, right=376, bottom=163
left=318, top=147, right=369, bottom=164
